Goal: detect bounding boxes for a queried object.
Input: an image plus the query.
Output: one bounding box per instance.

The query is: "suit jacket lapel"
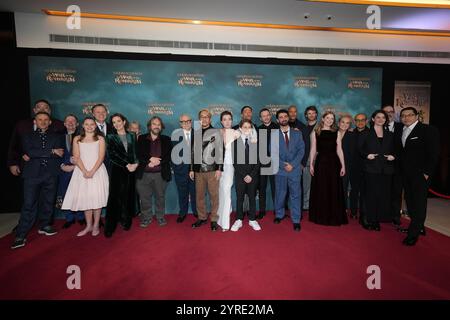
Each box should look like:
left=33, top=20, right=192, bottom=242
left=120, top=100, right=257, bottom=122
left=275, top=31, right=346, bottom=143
left=405, top=122, right=421, bottom=148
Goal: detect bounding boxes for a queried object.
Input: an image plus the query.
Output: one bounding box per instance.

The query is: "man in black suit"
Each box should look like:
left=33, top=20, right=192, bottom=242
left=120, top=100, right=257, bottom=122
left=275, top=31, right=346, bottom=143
left=136, top=116, right=172, bottom=227
left=382, top=105, right=404, bottom=226
left=350, top=113, right=369, bottom=222
left=230, top=120, right=261, bottom=232
left=11, top=112, right=64, bottom=249
left=399, top=107, right=439, bottom=246
left=92, top=103, right=114, bottom=136
left=256, top=108, right=279, bottom=219
left=8, top=99, right=64, bottom=177
left=171, top=114, right=197, bottom=223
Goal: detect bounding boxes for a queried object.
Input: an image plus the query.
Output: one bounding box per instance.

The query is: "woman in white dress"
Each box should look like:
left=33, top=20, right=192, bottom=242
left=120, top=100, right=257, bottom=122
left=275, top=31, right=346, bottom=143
left=217, top=111, right=238, bottom=231
left=62, top=117, right=109, bottom=237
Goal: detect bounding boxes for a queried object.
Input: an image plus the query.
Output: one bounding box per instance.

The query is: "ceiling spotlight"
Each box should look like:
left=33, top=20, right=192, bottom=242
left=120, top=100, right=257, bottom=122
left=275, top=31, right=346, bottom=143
left=326, top=15, right=332, bottom=20
left=304, top=13, right=310, bottom=19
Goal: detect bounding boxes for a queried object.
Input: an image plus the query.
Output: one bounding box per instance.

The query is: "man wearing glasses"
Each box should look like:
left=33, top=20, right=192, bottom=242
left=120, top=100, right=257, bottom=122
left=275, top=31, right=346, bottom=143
left=171, top=114, right=197, bottom=223
left=351, top=113, right=369, bottom=223
left=398, top=107, right=439, bottom=246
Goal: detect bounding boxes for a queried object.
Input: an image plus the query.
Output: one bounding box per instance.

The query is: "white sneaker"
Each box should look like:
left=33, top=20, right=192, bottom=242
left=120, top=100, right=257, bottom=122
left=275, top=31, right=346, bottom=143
left=249, top=220, right=261, bottom=231
left=231, top=219, right=243, bottom=232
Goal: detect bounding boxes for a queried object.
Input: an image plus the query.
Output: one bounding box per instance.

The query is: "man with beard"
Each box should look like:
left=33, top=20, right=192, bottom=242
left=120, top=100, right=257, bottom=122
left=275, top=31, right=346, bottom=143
left=136, top=116, right=172, bottom=227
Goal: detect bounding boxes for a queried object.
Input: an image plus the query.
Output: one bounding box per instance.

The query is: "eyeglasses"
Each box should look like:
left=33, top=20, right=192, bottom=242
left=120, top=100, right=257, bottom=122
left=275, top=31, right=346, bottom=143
left=355, top=119, right=367, bottom=122
left=401, top=113, right=416, bottom=118
left=179, top=120, right=192, bottom=124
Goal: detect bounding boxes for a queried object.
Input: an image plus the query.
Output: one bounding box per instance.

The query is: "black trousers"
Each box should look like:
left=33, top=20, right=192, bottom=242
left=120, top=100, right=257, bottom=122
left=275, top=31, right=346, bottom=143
left=235, top=175, right=258, bottom=221
left=390, top=171, right=403, bottom=220
left=258, top=173, right=275, bottom=213
left=16, top=173, right=58, bottom=239
left=350, top=168, right=365, bottom=218
left=403, top=172, right=429, bottom=237
left=105, top=165, right=136, bottom=233
left=364, top=173, right=392, bottom=223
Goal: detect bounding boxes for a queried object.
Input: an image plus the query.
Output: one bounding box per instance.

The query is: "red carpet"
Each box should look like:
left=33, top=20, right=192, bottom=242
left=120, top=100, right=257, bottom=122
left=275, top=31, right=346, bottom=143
left=1, top=213, right=450, bottom=300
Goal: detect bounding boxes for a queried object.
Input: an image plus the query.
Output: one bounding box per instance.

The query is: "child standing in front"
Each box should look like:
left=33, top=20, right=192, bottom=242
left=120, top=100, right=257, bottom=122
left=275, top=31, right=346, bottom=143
left=62, top=117, right=109, bottom=236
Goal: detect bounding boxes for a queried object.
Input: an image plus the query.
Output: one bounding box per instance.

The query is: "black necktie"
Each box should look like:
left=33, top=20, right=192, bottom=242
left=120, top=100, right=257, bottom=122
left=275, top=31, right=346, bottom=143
left=245, top=138, right=249, bottom=163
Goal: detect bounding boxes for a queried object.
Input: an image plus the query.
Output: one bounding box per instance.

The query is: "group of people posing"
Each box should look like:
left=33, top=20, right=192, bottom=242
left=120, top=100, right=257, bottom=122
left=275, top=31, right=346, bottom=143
left=7, top=100, right=439, bottom=249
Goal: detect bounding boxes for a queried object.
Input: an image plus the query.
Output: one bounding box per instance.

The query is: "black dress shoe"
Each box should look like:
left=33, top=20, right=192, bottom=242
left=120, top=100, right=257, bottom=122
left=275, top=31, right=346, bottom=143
left=256, top=211, right=266, bottom=220
left=293, top=223, right=301, bottom=232
left=274, top=217, right=284, bottom=224
left=192, top=219, right=207, bottom=228
left=373, top=223, right=381, bottom=231
left=121, top=223, right=131, bottom=231
left=403, top=235, right=419, bottom=246
left=361, top=219, right=374, bottom=230
left=177, top=215, right=187, bottom=223
left=211, top=222, right=218, bottom=231
left=104, top=231, right=113, bottom=238
left=63, top=221, right=75, bottom=229
left=420, top=228, right=426, bottom=236
left=350, top=213, right=358, bottom=220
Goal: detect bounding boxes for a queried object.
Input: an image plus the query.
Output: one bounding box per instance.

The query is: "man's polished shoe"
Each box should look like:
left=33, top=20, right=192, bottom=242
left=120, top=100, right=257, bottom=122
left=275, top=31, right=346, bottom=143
left=177, top=215, right=187, bottom=223
left=121, top=223, right=131, bottom=231
left=63, top=221, right=75, bottom=229
left=420, top=228, right=426, bottom=236
left=373, top=223, right=381, bottom=231
left=192, top=219, right=207, bottom=228
left=403, top=235, right=419, bottom=246
left=211, top=222, right=218, bottom=231
left=293, top=223, right=301, bottom=232
left=104, top=231, right=113, bottom=238
left=274, top=216, right=285, bottom=224
left=361, top=219, right=374, bottom=231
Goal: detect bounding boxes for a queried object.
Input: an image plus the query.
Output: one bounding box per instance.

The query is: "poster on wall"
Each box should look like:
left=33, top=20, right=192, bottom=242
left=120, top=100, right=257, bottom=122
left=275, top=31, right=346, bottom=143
left=394, top=81, right=431, bottom=124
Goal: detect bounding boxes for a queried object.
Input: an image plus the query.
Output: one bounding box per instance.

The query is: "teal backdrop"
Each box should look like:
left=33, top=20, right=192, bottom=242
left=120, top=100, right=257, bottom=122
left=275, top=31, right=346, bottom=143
left=28, top=56, right=382, bottom=214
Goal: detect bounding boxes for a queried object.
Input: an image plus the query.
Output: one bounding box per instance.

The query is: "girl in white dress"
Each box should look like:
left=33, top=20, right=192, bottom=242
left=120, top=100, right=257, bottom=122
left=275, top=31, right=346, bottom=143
left=62, top=117, right=109, bottom=237
left=217, top=111, right=239, bottom=231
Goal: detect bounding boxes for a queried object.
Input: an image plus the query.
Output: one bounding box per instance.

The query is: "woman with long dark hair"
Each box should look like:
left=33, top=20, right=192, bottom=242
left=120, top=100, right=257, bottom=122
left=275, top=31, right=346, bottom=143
left=358, top=110, right=396, bottom=231
left=104, top=113, right=138, bottom=237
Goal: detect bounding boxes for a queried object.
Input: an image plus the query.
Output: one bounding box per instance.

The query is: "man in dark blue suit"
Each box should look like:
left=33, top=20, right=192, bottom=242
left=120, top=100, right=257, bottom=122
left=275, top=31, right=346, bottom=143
left=272, top=109, right=305, bottom=231
left=171, top=114, right=197, bottom=223
left=11, top=112, right=65, bottom=249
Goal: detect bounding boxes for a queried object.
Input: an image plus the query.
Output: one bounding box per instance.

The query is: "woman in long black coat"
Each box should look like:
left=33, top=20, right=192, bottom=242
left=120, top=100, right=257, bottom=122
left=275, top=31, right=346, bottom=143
left=105, top=113, right=138, bottom=237
left=358, top=110, right=396, bottom=231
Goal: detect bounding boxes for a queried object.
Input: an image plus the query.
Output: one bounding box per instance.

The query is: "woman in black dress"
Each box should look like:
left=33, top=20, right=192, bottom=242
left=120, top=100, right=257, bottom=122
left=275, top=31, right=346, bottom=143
left=309, top=111, right=348, bottom=226
left=358, top=110, right=396, bottom=231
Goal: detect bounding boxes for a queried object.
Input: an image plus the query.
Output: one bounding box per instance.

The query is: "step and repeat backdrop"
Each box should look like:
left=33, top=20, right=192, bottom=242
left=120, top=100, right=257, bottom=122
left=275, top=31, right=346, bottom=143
left=29, top=56, right=382, bottom=213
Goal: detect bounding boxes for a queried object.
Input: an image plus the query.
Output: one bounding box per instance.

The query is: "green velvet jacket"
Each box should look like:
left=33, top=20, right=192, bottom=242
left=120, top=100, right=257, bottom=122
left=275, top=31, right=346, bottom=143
left=106, top=132, right=138, bottom=168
